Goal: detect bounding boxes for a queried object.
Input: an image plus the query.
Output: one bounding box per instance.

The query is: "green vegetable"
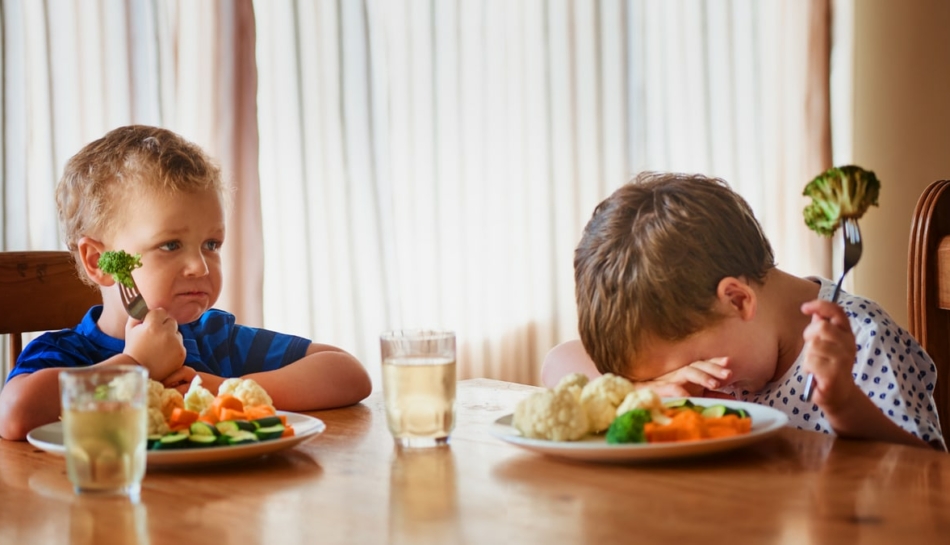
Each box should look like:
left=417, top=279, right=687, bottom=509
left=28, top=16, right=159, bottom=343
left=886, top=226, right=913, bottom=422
left=663, top=399, right=695, bottom=410
left=254, top=424, right=285, bottom=441
left=97, top=250, right=143, bottom=288
left=152, top=431, right=190, bottom=450
left=605, top=408, right=652, bottom=444
left=189, top=421, right=219, bottom=437
left=221, top=430, right=259, bottom=445
left=803, top=165, right=881, bottom=237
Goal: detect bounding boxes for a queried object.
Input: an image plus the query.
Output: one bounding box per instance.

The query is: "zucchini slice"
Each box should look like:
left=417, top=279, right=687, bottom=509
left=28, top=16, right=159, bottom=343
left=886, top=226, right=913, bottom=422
left=222, top=430, right=259, bottom=445
left=187, top=434, right=219, bottom=447
left=700, top=405, right=729, bottom=418
left=190, top=421, right=219, bottom=437
left=154, top=431, right=190, bottom=450
left=254, top=424, right=285, bottom=441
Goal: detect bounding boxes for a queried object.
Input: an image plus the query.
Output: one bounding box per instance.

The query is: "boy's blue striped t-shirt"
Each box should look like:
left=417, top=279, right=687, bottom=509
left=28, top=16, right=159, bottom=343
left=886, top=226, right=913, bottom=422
left=6, top=306, right=311, bottom=381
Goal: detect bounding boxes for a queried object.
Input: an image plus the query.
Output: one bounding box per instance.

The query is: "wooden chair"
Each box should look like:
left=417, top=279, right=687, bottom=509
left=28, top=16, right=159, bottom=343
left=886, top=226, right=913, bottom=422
left=908, top=180, right=950, bottom=438
left=0, top=251, right=100, bottom=375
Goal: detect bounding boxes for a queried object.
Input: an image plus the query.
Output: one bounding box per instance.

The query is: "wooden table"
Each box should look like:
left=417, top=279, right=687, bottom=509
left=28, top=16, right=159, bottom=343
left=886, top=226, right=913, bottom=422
left=1, top=378, right=949, bottom=545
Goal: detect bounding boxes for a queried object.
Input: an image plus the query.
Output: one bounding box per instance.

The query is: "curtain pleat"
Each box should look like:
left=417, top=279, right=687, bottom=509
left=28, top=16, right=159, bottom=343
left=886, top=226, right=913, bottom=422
left=253, top=0, right=831, bottom=387
left=2, top=0, right=832, bottom=387
left=1, top=0, right=262, bottom=378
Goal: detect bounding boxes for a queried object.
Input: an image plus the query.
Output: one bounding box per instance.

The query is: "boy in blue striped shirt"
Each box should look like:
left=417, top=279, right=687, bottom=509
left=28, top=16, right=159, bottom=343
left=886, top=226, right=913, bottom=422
left=0, top=126, right=371, bottom=440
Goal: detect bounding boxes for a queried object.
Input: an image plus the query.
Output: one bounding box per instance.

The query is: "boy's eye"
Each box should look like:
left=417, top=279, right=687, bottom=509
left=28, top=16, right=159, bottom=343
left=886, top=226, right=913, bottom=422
left=204, top=240, right=223, bottom=252
left=159, top=241, right=181, bottom=251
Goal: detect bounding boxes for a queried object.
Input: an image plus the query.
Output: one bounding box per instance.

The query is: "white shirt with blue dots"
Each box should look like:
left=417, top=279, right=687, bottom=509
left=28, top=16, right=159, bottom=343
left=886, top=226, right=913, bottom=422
left=722, top=277, right=946, bottom=450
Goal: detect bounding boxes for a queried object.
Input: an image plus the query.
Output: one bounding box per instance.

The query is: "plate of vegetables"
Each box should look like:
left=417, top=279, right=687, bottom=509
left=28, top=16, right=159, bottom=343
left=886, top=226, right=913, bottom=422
left=28, top=376, right=327, bottom=468
left=489, top=373, right=788, bottom=462
left=27, top=410, right=325, bottom=468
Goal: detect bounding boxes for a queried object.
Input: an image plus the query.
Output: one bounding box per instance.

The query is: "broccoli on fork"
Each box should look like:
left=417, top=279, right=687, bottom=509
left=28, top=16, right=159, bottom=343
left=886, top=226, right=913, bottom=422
left=803, top=165, right=881, bottom=237
left=98, top=250, right=143, bottom=288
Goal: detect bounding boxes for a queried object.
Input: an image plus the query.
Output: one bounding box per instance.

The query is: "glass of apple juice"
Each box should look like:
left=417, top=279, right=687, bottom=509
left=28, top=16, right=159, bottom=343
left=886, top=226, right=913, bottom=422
left=59, top=365, right=149, bottom=499
left=381, top=330, right=456, bottom=448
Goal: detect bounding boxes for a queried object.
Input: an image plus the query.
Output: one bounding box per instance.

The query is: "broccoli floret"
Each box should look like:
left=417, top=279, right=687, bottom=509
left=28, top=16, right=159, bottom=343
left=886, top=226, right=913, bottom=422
left=802, top=165, right=881, bottom=237
left=97, top=250, right=142, bottom=288
left=605, top=408, right=651, bottom=444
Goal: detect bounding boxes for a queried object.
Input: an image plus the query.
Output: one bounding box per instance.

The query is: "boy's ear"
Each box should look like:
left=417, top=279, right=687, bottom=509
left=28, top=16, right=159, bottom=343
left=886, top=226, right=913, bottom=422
left=715, top=276, right=756, bottom=320
left=76, top=236, right=114, bottom=287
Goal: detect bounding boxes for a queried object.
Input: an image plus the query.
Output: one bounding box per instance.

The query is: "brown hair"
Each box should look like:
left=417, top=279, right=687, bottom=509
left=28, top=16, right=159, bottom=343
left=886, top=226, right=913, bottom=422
left=55, top=125, right=227, bottom=282
left=574, top=171, right=776, bottom=376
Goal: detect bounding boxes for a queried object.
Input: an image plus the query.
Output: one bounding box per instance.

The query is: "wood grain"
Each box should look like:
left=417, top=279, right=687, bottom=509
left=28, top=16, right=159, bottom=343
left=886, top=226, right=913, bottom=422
left=1, top=379, right=948, bottom=545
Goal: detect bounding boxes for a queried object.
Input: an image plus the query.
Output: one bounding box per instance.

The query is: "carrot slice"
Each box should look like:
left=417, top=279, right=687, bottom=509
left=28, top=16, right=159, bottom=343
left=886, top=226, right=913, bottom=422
left=280, top=426, right=295, bottom=438
left=243, top=405, right=276, bottom=421
left=219, top=408, right=247, bottom=422
left=168, top=407, right=199, bottom=431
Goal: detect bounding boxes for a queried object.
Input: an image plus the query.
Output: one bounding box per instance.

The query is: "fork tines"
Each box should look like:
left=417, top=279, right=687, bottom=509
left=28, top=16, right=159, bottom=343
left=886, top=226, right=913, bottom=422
left=119, top=282, right=149, bottom=320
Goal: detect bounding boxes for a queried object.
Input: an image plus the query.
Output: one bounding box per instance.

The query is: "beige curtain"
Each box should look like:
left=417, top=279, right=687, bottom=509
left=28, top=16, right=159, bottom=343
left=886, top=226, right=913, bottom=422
left=253, top=0, right=833, bottom=387
left=0, top=0, right=262, bottom=378
left=2, top=0, right=832, bottom=387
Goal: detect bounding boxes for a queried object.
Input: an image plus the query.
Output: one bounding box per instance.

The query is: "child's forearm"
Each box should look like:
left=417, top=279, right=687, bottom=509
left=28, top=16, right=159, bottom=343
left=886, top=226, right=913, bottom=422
left=0, top=354, right=139, bottom=440
left=243, top=349, right=372, bottom=411
left=825, top=386, right=932, bottom=449
left=0, top=368, right=63, bottom=440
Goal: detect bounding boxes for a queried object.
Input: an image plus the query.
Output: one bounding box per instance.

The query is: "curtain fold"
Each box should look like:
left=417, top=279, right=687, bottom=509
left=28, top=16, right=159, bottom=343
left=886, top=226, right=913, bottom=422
left=254, top=0, right=832, bottom=386
left=2, top=0, right=832, bottom=387
left=1, top=0, right=262, bottom=378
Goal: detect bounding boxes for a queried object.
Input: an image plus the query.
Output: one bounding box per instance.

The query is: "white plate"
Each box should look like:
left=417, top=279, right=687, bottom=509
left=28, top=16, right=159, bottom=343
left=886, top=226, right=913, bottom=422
left=490, top=397, right=789, bottom=463
left=27, top=411, right=325, bottom=468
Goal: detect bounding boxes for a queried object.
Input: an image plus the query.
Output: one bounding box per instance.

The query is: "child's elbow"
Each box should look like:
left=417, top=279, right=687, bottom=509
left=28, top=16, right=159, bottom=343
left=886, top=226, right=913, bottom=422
left=344, top=360, right=373, bottom=405
left=0, top=401, right=29, bottom=441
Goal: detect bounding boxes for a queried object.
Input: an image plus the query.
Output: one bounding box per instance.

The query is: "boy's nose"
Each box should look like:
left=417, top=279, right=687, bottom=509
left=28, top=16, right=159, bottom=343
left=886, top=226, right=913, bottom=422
left=183, top=252, right=210, bottom=276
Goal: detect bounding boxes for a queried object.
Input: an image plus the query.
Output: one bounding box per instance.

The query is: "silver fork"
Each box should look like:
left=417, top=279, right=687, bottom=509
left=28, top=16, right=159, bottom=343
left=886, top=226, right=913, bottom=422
left=119, top=280, right=149, bottom=320
left=803, top=217, right=863, bottom=401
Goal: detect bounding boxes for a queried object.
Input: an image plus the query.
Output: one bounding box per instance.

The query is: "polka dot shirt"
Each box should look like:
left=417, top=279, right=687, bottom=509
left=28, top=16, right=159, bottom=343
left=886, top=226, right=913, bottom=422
left=722, top=277, right=946, bottom=450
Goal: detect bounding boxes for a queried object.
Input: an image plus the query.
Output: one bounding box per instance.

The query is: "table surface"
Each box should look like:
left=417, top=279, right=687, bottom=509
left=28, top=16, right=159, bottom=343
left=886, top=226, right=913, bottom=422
left=1, top=378, right=949, bottom=545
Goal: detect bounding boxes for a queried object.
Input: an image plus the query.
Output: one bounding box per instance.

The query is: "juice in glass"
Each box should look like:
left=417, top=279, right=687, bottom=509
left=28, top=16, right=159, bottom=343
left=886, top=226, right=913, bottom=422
left=59, top=365, right=148, bottom=497
left=381, top=331, right=456, bottom=448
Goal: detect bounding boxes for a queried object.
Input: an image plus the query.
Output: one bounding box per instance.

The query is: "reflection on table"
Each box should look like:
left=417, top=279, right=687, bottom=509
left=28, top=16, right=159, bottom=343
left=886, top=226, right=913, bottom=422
left=1, top=378, right=949, bottom=545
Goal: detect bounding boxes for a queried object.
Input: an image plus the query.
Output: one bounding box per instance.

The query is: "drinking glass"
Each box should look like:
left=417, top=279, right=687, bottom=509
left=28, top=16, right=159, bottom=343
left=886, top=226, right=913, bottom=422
left=59, top=365, right=149, bottom=498
left=380, top=330, right=456, bottom=448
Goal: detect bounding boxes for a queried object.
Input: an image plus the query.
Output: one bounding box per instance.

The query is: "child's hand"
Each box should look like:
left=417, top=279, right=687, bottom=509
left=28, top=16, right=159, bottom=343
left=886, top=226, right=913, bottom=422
left=162, top=365, right=197, bottom=394
left=800, top=299, right=860, bottom=413
left=122, top=308, right=186, bottom=382
left=637, top=358, right=732, bottom=397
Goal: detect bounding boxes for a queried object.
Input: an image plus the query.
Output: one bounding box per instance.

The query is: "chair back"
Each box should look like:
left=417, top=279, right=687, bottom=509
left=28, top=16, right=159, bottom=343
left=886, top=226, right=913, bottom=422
left=0, top=251, right=100, bottom=371
left=908, top=180, right=950, bottom=437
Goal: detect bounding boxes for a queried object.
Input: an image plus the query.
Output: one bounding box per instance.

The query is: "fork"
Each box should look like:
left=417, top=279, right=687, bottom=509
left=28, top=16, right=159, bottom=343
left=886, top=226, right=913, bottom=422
left=119, top=280, right=149, bottom=320
left=803, top=217, right=863, bottom=401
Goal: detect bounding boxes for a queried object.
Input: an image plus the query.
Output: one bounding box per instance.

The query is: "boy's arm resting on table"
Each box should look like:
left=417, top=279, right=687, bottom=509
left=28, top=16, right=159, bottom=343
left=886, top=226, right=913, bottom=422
left=240, top=343, right=372, bottom=412
left=0, top=354, right=140, bottom=441
left=823, top=386, right=933, bottom=449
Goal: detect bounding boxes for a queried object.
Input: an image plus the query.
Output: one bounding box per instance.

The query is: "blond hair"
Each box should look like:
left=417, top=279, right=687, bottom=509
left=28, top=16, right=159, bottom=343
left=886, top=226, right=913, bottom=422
left=55, top=125, right=227, bottom=282
left=574, top=172, right=775, bottom=376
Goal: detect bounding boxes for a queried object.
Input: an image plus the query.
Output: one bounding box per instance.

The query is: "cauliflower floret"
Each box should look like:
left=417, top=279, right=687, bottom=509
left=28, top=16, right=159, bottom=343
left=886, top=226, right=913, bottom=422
left=183, top=375, right=216, bottom=414
left=218, top=378, right=274, bottom=409
left=147, top=407, right=170, bottom=436
left=554, top=372, right=589, bottom=402
left=616, top=388, right=672, bottom=425
left=513, top=388, right=590, bottom=441
left=159, top=388, right=184, bottom=420
left=147, top=380, right=165, bottom=411
left=580, top=373, right=636, bottom=432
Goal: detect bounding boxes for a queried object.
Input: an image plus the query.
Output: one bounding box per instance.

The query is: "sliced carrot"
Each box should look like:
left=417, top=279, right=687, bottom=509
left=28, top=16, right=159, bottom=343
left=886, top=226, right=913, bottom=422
left=198, top=409, right=219, bottom=425
left=211, top=393, right=244, bottom=421
left=280, top=426, right=295, bottom=438
left=168, top=407, right=199, bottom=431
left=219, top=408, right=247, bottom=422
left=243, top=405, right=276, bottom=421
